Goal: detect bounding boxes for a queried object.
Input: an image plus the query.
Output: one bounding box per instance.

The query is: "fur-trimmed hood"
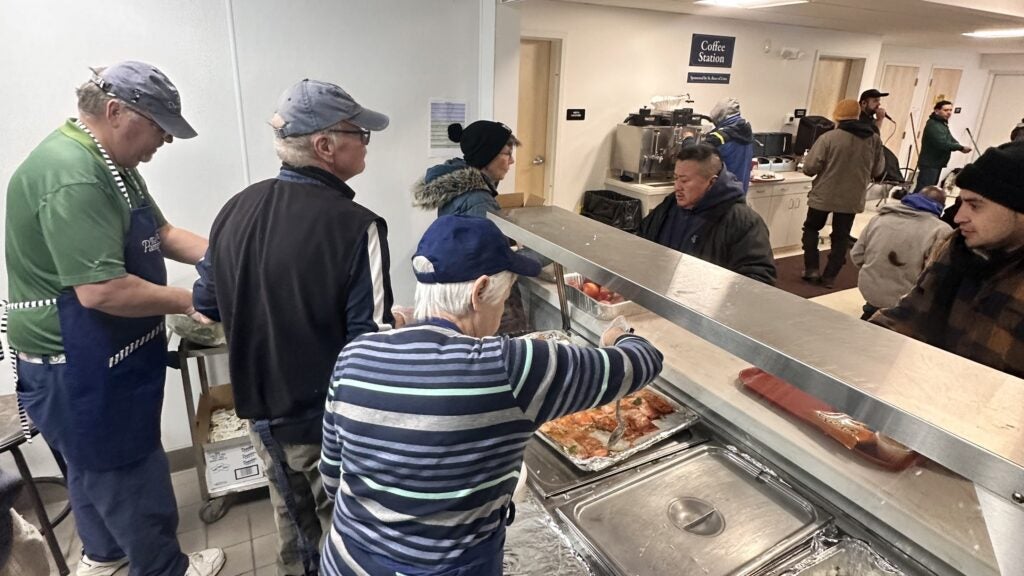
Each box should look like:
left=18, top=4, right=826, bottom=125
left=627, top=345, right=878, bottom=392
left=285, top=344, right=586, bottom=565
left=412, top=157, right=497, bottom=210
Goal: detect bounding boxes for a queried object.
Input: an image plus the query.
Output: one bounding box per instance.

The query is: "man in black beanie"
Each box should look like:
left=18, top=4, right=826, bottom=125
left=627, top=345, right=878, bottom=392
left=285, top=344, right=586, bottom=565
left=871, top=141, right=1024, bottom=379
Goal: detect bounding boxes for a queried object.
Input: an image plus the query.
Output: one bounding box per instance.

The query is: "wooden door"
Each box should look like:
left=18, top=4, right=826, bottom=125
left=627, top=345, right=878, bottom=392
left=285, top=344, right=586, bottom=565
left=879, top=64, right=919, bottom=158
left=910, top=67, right=963, bottom=166
left=808, top=58, right=852, bottom=118
left=977, top=73, right=1024, bottom=152
left=516, top=39, right=553, bottom=199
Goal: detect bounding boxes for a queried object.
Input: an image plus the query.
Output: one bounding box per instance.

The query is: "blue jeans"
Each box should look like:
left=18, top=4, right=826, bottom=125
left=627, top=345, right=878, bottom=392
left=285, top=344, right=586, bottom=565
left=17, top=360, right=187, bottom=576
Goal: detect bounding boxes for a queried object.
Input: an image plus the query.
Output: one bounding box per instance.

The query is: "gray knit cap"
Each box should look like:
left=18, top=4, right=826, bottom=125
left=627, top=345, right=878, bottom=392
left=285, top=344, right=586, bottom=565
left=709, top=98, right=741, bottom=125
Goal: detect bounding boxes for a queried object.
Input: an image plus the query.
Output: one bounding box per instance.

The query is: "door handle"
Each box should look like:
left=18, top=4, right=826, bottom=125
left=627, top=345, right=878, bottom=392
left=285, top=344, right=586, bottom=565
left=532, top=155, right=545, bottom=165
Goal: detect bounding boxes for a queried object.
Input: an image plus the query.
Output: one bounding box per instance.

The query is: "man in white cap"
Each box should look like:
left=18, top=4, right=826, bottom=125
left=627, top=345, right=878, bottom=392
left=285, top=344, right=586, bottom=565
left=193, top=79, right=395, bottom=575
left=5, top=61, right=223, bottom=575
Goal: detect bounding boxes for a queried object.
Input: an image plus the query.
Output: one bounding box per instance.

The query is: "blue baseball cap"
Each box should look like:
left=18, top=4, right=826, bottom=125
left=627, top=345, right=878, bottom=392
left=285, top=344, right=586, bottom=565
left=414, top=216, right=542, bottom=283
left=91, top=61, right=196, bottom=139
left=273, top=79, right=389, bottom=137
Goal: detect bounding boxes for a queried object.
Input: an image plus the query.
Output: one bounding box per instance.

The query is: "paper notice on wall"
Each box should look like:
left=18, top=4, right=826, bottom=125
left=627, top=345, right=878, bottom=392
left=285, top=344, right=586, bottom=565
left=429, top=99, right=467, bottom=157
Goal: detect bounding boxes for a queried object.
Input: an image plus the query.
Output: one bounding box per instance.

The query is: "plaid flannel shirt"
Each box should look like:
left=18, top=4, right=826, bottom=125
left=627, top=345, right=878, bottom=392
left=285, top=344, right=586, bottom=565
left=871, top=233, right=1024, bottom=379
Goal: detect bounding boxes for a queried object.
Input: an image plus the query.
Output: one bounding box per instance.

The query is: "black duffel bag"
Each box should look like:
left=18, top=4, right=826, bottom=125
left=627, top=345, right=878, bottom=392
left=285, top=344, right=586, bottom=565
left=580, top=189, right=643, bottom=234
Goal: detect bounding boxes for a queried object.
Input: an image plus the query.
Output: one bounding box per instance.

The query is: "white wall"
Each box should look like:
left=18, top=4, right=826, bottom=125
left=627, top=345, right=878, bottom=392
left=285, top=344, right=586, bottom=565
left=508, top=0, right=884, bottom=210
left=980, top=53, right=1024, bottom=71
left=0, top=0, right=487, bottom=475
left=876, top=45, right=989, bottom=175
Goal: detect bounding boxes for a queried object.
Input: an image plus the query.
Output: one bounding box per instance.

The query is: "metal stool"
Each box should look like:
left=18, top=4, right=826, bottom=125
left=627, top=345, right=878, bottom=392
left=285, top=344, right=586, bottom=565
left=0, top=393, right=71, bottom=575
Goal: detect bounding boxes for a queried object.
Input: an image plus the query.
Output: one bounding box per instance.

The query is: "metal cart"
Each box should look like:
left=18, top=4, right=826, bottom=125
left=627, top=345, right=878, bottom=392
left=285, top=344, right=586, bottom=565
left=176, top=339, right=267, bottom=523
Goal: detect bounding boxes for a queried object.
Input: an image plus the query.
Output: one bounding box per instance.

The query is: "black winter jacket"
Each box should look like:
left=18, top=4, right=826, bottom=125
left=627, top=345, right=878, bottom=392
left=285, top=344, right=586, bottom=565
left=638, top=170, right=776, bottom=285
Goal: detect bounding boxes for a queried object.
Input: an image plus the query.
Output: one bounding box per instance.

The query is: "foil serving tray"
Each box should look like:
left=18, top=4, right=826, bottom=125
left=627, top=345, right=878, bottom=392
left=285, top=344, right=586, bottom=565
left=525, top=424, right=710, bottom=498
left=536, top=387, right=700, bottom=472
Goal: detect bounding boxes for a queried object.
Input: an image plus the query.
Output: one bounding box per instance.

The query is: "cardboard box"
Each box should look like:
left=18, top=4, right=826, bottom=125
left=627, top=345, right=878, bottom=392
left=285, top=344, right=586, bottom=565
left=496, top=192, right=546, bottom=209
left=195, top=384, right=265, bottom=493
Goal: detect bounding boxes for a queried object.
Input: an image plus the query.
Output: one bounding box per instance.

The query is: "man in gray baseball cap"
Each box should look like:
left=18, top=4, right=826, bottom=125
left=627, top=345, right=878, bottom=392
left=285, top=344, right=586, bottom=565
left=90, top=60, right=198, bottom=139
left=5, top=61, right=222, bottom=575
left=193, top=79, right=397, bottom=574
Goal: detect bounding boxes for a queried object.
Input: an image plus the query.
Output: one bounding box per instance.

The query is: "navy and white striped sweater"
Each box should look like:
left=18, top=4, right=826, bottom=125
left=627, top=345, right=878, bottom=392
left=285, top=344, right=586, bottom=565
left=319, top=321, right=664, bottom=575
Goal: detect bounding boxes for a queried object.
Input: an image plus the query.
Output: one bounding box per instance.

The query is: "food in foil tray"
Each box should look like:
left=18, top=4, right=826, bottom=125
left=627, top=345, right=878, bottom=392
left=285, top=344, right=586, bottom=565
left=209, top=408, right=247, bottom=442
left=166, top=313, right=226, bottom=347
left=566, top=276, right=625, bottom=305
left=539, top=389, right=676, bottom=458
left=524, top=330, right=574, bottom=343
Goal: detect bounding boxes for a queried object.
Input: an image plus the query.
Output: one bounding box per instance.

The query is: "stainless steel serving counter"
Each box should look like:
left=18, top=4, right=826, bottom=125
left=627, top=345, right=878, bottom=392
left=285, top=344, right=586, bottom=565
left=522, top=278, right=995, bottom=576
left=492, top=206, right=1024, bottom=576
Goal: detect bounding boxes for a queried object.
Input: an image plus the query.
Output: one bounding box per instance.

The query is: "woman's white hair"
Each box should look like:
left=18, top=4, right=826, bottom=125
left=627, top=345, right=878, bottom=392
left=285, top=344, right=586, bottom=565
left=412, top=256, right=515, bottom=320
left=271, top=115, right=341, bottom=167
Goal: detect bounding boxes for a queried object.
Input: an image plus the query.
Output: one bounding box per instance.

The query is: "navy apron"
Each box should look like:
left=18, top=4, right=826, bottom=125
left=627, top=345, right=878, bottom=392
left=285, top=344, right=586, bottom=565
left=57, top=201, right=167, bottom=470
left=51, top=121, right=169, bottom=471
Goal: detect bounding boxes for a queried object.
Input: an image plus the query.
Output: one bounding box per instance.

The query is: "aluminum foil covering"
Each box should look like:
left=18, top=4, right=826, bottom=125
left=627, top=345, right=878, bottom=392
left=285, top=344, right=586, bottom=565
left=166, top=313, right=226, bottom=347
left=768, top=531, right=904, bottom=576
left=504, top=491, right=591, bottom=576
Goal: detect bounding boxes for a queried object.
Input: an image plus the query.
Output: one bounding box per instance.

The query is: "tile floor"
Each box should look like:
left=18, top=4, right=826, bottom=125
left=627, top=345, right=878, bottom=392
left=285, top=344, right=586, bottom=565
left=40, top=468, right=277, bottom=576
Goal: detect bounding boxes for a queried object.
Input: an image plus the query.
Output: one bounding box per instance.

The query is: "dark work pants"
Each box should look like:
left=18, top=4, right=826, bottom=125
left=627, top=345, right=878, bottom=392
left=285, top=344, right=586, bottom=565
left=801, top=207, right=856, bottom=280
left=913, top=167, right=942, bottom=193
left=861, top=303, right=880, bottom=321
left=16, top=360, right=187, bottom=576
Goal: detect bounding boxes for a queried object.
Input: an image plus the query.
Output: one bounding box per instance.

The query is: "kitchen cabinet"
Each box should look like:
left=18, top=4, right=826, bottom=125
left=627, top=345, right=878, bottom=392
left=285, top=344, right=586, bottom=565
left=747, top=179, right=813, bottom=249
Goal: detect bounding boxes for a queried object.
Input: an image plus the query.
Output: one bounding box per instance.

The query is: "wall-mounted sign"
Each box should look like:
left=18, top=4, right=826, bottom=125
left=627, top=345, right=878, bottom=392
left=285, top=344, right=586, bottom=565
left=687, top=72, right=731, bottom=85
left=689, top=34, right=735, bottom=68
left=794, top=109, right=807, bottom=118
left=954, top=107, right=962, bottom=114
left=566, top=108, right=586, bottom=121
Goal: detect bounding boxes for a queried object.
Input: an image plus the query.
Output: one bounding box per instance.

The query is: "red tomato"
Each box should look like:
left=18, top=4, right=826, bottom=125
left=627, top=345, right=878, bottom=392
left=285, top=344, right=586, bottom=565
left=582, top=282, right=601, bottom=299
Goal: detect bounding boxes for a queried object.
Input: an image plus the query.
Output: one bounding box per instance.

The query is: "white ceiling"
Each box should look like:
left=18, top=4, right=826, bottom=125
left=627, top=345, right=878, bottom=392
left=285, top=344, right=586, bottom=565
left=552, top=0, right=1024, bottom=52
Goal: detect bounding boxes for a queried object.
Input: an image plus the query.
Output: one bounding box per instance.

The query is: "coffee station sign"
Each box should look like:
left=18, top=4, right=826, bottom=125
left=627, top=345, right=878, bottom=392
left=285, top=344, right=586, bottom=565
left=689, top=34, right=735, bottom=68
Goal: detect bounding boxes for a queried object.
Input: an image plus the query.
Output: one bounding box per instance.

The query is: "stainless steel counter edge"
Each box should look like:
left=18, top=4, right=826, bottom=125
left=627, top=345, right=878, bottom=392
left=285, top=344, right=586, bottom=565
left=491, top=206, right=1024, bottom=510
left=520, top=276, right=996, bottom=576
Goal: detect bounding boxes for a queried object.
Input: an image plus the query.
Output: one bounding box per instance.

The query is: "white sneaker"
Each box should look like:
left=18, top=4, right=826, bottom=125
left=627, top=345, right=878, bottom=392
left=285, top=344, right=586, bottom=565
left=184, top=548, right=226, bottom=576
left=76, top=555, right=128, bottom=576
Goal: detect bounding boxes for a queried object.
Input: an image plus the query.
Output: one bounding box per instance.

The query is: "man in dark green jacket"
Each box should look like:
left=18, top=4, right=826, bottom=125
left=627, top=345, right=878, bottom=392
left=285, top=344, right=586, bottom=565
left=638, top=144, right=776, bottom=285
left=914, top=100, right=972, bottom=193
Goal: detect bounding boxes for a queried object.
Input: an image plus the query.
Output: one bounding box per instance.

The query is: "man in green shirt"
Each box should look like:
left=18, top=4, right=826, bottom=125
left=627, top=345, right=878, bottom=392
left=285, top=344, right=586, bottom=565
left=914, top=100, right=972, bottom=193
left=5, top=62, right=223, bottom=576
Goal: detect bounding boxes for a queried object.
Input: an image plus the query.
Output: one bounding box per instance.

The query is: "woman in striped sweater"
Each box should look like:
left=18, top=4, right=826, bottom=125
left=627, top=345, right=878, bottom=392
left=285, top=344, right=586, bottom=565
left=319, top=215, right=664, bottom=576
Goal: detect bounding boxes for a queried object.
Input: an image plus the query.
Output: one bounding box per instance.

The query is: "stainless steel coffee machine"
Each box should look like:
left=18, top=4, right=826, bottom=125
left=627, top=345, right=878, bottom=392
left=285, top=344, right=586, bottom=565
left=611, top=108, right=706, bottom=184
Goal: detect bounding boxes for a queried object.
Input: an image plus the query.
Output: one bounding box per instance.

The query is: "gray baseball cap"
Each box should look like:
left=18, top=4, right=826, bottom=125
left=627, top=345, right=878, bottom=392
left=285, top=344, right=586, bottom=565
left=91, top=61, right=197, bottom=139
left=273, top=79, right=389, bottom=138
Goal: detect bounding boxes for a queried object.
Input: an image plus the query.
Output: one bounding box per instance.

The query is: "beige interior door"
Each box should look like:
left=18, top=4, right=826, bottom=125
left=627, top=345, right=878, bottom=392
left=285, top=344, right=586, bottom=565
left=516, top=39, right=553, bottom=199
left=977, top=73, right=1024, bottom=152
left=808, top=58, right=852, bottom=118
left=878, top=64, right=919, bottom=159
left=910, top=67, right=963, bottom=166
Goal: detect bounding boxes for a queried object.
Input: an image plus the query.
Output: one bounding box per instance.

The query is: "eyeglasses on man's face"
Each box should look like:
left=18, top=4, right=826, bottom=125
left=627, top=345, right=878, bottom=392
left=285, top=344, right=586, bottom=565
left=327, top=128, right=371, bottom=145
left=127, top=106, right=172, bottom=143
